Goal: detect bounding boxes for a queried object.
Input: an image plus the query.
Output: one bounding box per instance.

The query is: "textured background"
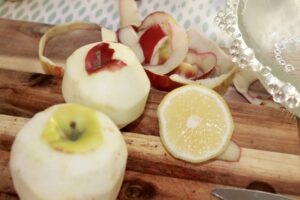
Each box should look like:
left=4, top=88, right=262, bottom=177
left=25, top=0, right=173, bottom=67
left=0, top=0, right=230, bottom=47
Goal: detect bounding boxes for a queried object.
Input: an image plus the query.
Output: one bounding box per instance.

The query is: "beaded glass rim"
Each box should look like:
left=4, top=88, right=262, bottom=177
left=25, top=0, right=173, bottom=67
left=215, top=0, right=300, bottom=109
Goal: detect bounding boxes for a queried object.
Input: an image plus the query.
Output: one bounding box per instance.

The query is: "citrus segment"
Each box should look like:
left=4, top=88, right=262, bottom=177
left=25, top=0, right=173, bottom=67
left=158, top=84, right=234, bottom=163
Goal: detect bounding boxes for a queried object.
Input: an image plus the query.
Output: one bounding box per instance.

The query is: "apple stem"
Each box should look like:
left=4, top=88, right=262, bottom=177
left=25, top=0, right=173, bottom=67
left=68, top=121, right=83, bottom=141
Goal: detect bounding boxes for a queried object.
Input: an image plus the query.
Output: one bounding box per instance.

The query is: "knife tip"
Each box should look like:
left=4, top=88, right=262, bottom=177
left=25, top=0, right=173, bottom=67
left=211, top=188, right=224, bottom=199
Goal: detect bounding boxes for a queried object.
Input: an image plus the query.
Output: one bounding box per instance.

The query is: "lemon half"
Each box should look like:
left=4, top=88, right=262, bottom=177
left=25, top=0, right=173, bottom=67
left=158, top=84, right=234, bottom=163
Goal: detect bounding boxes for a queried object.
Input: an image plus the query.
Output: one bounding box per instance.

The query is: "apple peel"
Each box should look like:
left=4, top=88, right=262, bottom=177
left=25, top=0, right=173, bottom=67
left=182, top=50, right=217, bottom=80
left=233, top=69, right=281, bottom=108
left=118, top=26, right=139, bottom=46
left=167, top=29, right=238, bottom=94
left=102, top=27, right=118, bottom=42
left=149, top=36, right=168, bottom=65
left=145, top=69, right=183, bottom=91
left=139, top=24, right=168, bottom=64
left=85, top=43, right=127, bottom=75
left=169, top=65, right=237, bottom=94
left=117, top=26, right=145, bottom=63
left=217, top=141, right=241, bottom=162
left=39, top=22, right=116, bottom=77
left=143, top=22, right=189, bottom=75
left=144, top=52, right=236, bottom=93
left=187, top=29, right=233, bottom=71
left=119, top=0, right=141, bottom=28
left=139, top=11, right=177, bottom=31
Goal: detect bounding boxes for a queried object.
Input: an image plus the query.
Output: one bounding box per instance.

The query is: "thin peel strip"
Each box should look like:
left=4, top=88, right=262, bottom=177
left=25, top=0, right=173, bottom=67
left=187, top=29, right=233, bottom=72
left=169, top=64, right=238, bottom=94
left=140, top=13, right=189, bottom=75
left=119, top=0, right=141, bottom=28
left=39, top=22, right=114, bottom=77
left=141, top=25, right=236, bottom=93
left=117, top=26, right=145, bottom=63
left=233, top=69, right=281, bottom=108
left=184, top=51, right=217, bottom=78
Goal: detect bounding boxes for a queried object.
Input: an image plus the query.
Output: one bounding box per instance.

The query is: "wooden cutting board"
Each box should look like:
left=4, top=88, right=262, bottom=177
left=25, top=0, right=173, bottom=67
left=0, top=18, right=300, bottom=199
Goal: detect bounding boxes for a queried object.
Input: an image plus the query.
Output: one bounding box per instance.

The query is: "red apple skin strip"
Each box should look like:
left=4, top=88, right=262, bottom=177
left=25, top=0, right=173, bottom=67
left=143, top=22, right=189, bottom=75
left=138, top=12, right=188, bottom=75
left=149, top=36, right=168, bottom=65
left=119, top=0, right=141, bottom=28
left=139, top=24, right=167, bottom=64
left=39, top=22, right=104, bottom=77
left=145, top=69, right=183, bottom=91
left=85, top=43, right=127, bottom=75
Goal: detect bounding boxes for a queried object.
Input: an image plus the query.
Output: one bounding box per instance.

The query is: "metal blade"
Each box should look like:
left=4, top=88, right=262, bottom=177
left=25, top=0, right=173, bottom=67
left=211, top=188, right=293, bottom=200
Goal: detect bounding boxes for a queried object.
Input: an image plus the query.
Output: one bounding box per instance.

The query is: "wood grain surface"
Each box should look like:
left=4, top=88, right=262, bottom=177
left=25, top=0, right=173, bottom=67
left=0, top=69, right=299, bottom=155
left=1, top=116, right=300, bottom=196
left=2, top=168, right=300, bottom=200
left=1, top=18, right=300, bottom=199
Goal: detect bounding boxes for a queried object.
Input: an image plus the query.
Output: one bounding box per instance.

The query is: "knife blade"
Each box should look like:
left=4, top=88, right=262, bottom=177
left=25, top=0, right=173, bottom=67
left=211, top=188, right=293, bottom=200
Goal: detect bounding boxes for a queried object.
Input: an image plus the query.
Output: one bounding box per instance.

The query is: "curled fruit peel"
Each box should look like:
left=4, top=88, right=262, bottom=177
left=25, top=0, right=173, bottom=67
left=39, top=21, right=115, bottom=77
left=136, top=12, right=188, bottom=75
left=143, top=22, right=189, bottom=75
left=233, top=69, right=281, bottom=108
left=170, top=64, right=238, bottom=94
left=139, top=24, right=167, bottom=64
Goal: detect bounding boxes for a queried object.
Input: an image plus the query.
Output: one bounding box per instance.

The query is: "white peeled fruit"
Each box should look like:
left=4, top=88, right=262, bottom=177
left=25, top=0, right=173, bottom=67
left=10, top=104, right=128, bottom=200
left=62, top=42, right=151, bottom=128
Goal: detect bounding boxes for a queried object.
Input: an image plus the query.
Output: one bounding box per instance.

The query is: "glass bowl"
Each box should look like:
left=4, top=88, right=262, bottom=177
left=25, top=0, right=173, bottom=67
left=217, top=0, right=300, bottom=116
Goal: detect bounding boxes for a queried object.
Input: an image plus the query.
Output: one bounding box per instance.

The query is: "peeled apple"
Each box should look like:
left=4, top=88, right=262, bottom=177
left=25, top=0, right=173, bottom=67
left=62, top=42, right=151, bottom=128
left=10, top=104, right=128, bottom=200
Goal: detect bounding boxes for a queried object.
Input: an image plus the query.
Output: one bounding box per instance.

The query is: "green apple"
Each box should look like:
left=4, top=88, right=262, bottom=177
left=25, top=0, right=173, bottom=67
left=10, top=104, right=128, bottom=200
left=62, top=42, right=151, bottom=128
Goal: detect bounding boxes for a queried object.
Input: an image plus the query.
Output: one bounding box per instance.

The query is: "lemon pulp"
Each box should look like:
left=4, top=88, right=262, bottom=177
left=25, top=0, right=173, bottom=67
left=158, top=85, right=234, bottom=163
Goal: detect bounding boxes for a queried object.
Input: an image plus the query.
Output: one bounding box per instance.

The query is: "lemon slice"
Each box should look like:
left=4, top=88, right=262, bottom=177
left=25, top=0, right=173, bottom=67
left=158, top=84, right=234, bottom=163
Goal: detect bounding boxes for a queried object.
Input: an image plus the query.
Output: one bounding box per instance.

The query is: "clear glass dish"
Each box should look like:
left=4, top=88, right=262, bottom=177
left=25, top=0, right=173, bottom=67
left=217, top=0, right=300, bottom=116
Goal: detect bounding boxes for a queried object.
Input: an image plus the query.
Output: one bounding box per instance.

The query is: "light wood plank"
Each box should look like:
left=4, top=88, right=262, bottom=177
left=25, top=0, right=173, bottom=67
left=0, top=78, right=298, bottom=155
left=1, top=150, right=300, bottom=199
left=1, top=118, right=300, bottom=195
